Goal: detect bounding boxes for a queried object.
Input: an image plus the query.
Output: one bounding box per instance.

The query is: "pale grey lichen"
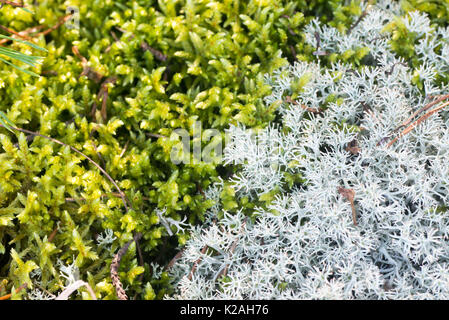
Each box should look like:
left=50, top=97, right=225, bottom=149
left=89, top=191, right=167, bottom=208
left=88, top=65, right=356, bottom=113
left=167, top=3, right=449, bottom=299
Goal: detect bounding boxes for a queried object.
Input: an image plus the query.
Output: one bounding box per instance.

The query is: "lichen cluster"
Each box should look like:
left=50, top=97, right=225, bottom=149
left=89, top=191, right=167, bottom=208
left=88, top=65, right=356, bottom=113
left=1, top=0, right=449, bottom=300
left=168, top=2, right=449, bottom=299
left=0, top=0, right=346, bottom=300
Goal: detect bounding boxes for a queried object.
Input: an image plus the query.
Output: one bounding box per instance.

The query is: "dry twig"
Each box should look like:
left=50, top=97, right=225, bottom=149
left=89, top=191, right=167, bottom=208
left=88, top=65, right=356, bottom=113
left=187, top=245, right=208, bottom=281
left=347, top=10, right=368, bottom=35
left=0, top=25, right=44, bottom=45
left=0, top=283, right=27, bottom=300
left=387, top=99, right=449, bottom=147
left=218, top=217, right=248, bottom=279
left=0, top=0, right=24, bottom=8
left=285, top=96, right=322, bottom=114
left=141, top=41, right=167, bottom=62
left=110, top=233, right=142, bottom=300
left=96, top=76, right=117, bottom=122
left=165, top=248, right=185, bottom=271
left=34, top=14, right=72, bottom=37
left=0, top=24, right=32, bottom=40
left=72, top=46, right=104, bottom=83
left=48, top=225, right=59, bottom=243
left=393, top=94, right=449, bottom=133
left=338, top=187, right=357, bottom=226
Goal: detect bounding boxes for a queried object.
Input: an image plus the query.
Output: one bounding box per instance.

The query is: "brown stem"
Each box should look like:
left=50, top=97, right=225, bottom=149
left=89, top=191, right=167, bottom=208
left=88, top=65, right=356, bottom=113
left=285, top=96, right=322, bottom=114
left=0, top=25, right=45, bottom=45
left=48, top=225, right=59, bottom=242
left=98, top=77, right=117, bottom=122
left=393, top=95, right=449, bottom=133
left=0, top=24, right=32, bottom=40
left=72, top=46, right=104, bottom=84
left=0, top=283, right=27, bottom=300
left=110, top=233, right=142, bottom=300
left=141, top=42, right=167, bottom=62
left=347, top=10, right=368, bottom=35
left=218, top=216, right=248, bottom=279
left=117, top=141, right=129, bottom=159
left=145, top=132, right=168, bottom=139
left=34, top=14, right=73, bottom=37
left=187, top=245, right=208, bottom=281
left=0, top=0, right=24, bottom=8
left=387, top=100, right=449, bottom=147
left=165, top=248, right=185, bottom=271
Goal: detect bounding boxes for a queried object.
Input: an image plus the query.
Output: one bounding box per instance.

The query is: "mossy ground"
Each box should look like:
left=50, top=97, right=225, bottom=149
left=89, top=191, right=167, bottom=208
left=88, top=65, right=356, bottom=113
left=1, top=0, right=448, bottom=300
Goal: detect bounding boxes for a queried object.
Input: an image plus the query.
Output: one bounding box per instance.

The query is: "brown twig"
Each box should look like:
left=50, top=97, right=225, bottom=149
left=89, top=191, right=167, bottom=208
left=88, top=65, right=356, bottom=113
left=290, top=45, right=297, bottom=62
left=48, top=225, right=59, bottom=242
left=72, top=46, right=104, bottom=84
left=197, top=183, right=206, bottom=200
left=347, top=10, right=368, bottom=35
left=119, top=140, right=129, bottom=158
left=89, top=128, right=106, bottom=168
left=0, top=0, right=24, bottom=8
left=187, top=245, right=208, bottom=281
left=98, top=77, right=117, bottom=122
left=41, top=70, right=58, bottom=76
left=141, top=41, right=167, bottom=62
left=0, top=24, right=32, bottom=40
left=110, top=233, right=142, bottom=300
left=90, top=77, right=117, bottom=121
left=110, top=30, right=120, bottom=42
left=0, top=25, right=44, bottom=45
left=338, top=187, right=357, bottom=226
left=285, top=96, right=322, bottom=114
left=0, top=283, right=27, bottom=300
left=385, top=62, right=407, bottom=76
left=34, top=14, right=73, bottom=37
left=145, top=132, right=168, bottom=139
left=393, top=94, right=449, bottom=133
left=165, top=248, right=185, bottom=271
left=0, top=14, right=72, bottom=46
left=218, top=216, right=248, bottom=279
left=312, top=31, right=327, bottom=56
left=362, top=101, right=381, bottom=123
left=387, top=100, right=449, bottom=147
left=114, top=26, right=135, bottom=41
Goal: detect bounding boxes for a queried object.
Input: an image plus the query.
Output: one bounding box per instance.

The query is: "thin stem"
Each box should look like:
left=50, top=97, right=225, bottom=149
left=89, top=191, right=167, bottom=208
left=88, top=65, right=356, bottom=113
left=387, top=100, right=449, bottom=147
left=110, top=233, right=142, bottom=300
left=165, top=248, right=185, bottom=271
left=285, top=96, right=322, bottom=114
left=0, top=283, right=27, bottom=300
left=393, top=95, right=449, bottom=133
left=187, top=245, right=208, bottom=281
left=34, top=14, right=72, bottom=37
left=0, top=0, right=24, bottom=8
left=0, top=24, right=32, bottom=40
